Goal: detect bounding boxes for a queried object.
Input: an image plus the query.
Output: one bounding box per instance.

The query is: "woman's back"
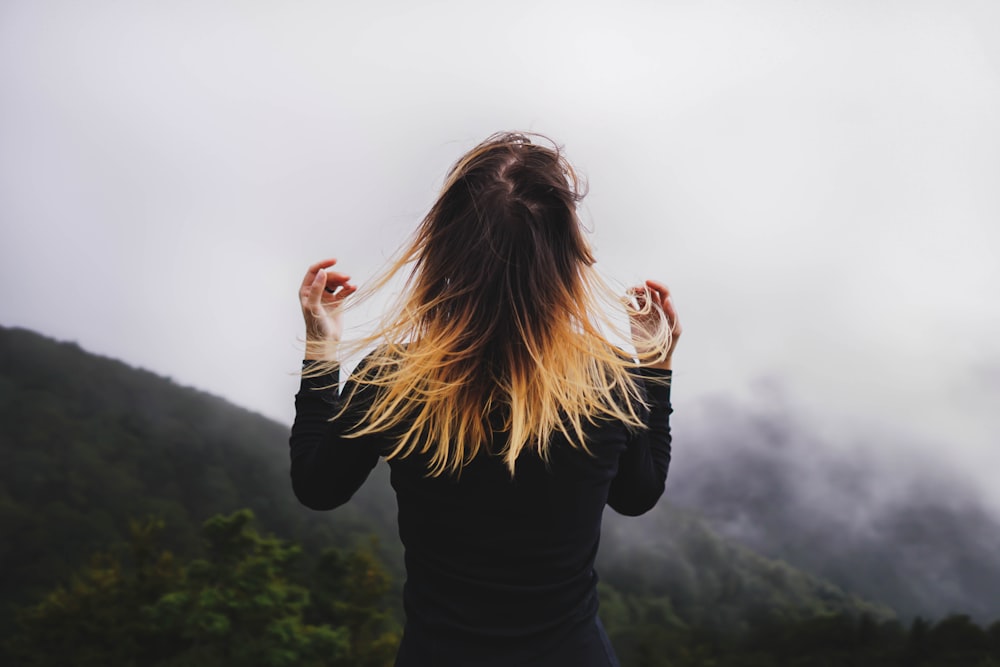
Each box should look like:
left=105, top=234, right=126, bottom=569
left=291, top=133, right=681, bottom=665
left=293, top=359, right=672, bottom=666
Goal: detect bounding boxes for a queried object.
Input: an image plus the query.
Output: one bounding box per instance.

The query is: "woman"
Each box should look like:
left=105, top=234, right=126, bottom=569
left=290, top=133, right=680, bottom=666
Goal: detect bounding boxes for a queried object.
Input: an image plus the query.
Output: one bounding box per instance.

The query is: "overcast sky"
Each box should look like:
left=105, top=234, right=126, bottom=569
left=2, top=1, right=998, bottom=504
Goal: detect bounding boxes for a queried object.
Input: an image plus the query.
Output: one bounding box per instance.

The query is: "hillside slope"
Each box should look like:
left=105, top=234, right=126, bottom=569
left=669, top=396, right=1000, bottom=621
left=0, top=325, right=893, bottom=635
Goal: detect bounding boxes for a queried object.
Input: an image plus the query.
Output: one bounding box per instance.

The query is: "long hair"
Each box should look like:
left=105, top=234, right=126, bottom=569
left=309, top=132, right=670, bottom=476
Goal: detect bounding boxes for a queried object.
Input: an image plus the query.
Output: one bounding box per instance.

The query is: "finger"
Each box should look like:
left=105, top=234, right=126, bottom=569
left=662, top=295, right=678, bottom=326
left=333, top=284, right=358, bottom=302
left=661, top=297, right=681, bottom=338
left=308, top=258, right=338, bottom=273
left=321, top=271, right=355, bottom=302
left=323, top=282, right=358, bottom=301
left=644, top=279, right=670, bottom=301
left=645, top=281, right=674, bottom=314
left=305, top=269, right=327, bottom=308
left=321, top=270, right=352, bottom=290
left=300, top=258, right=338, bottom=290
left=629, top=284, right=658, bottom=310
left=301, top=267, right=326, bottom=301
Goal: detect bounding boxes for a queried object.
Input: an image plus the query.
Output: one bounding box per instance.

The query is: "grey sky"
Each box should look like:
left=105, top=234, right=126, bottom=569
left=2, top=1, right=998, bottom=503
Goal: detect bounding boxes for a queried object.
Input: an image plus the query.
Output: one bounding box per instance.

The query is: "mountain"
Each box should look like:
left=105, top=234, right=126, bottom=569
left=667, top=394, right=1000, bottom=622
left=0, top=324, right=894, bottom=639
left=599, top=502, right=891, bottom=633
left=0, top=325, right=399, bottom=617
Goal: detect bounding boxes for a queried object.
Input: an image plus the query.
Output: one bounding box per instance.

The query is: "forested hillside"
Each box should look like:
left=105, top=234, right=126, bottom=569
left=669, top=396, right=1000, bottom=621
left=3, top=325, right=999, bottom=665
left=0, top=326, right=399, bottom=615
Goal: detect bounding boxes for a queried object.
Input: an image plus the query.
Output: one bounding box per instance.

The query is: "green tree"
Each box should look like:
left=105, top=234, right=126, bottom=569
left=988, top=620, right=1000, bottom=656
left=4, top=510, right=404, bottom=667
left=5, top=517, right=182, bottom=667
left=144, top=509, right=348, bottom=666
left=920, top=614, right=989, bottom=667
left=306, top=541, right=401, bottom=667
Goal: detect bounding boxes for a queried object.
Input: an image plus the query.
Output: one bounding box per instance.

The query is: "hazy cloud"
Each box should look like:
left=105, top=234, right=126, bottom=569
left=1, top=1, right=998, bottom=499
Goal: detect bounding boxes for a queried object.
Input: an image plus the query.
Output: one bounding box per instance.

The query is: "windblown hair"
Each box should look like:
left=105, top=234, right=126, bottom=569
left=309, top=132, right=671, bottom=476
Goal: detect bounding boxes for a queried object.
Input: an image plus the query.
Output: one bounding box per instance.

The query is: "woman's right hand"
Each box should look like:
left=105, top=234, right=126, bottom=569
left=299, top=258, right=357, bottom=360
left=627, top=279, right=681, bottom=370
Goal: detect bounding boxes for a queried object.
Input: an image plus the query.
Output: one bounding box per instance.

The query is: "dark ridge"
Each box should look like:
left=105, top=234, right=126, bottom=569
left=0, top=323, right=904, bottom=643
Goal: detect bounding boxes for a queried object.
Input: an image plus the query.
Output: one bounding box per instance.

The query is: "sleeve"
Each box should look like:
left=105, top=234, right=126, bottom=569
left=606, top=368, right=673, bottom=516
left=288, top=359, right=382, bottom=511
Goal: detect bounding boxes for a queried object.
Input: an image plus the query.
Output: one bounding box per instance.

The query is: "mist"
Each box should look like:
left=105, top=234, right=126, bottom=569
left=607, top=388, right=1000, bottom=621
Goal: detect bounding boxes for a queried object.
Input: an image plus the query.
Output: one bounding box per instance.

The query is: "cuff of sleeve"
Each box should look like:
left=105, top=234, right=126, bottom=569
left=299, top=360, right=340, bottom=397
left=637, top=367, right=672, bottom=402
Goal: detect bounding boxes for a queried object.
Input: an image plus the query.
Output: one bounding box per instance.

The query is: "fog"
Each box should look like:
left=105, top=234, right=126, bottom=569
left=2, top=3, right=998, bottom=507
left=626, top=393, right=1000, bottom=620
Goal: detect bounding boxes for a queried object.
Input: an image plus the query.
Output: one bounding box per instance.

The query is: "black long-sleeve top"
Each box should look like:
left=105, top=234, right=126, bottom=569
left=290, top=359, right=672, bottom=664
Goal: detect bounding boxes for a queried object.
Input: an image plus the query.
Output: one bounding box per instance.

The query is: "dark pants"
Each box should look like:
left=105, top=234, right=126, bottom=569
left=394, top=616, right=621, bottom=667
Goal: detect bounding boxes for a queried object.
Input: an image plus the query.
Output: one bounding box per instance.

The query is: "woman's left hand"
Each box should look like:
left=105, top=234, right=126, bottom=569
left=299, top=258, right=357, bottom=359
left=627, top=279, right=681, bottom=370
